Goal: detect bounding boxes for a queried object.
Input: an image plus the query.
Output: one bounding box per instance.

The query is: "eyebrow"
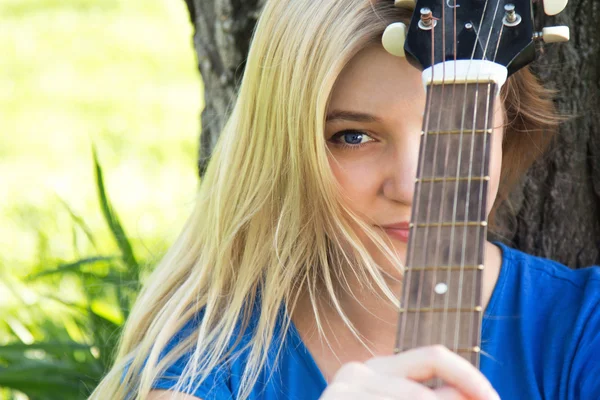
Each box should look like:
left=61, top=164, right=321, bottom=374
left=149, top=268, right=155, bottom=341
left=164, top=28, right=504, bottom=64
left=325, top=110, right=382, bottom=123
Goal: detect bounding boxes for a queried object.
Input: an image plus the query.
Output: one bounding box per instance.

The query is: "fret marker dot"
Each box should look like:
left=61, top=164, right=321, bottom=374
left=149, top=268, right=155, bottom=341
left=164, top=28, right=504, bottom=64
left=434, top=283, right=448, bottom=295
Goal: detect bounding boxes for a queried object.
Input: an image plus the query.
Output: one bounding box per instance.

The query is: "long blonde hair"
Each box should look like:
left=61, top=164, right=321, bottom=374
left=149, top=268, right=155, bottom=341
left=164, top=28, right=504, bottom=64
left=89, top=1, right=558, bottom=399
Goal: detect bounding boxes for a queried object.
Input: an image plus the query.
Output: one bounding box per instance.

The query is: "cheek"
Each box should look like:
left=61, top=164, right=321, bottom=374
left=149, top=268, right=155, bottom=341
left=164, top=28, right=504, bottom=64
left=328, top=155, right=378, bottom=216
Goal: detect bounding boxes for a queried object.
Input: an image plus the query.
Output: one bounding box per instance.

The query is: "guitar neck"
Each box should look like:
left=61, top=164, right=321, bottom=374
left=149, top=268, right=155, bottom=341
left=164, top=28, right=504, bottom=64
left=395, top=81, right=498, bottom=370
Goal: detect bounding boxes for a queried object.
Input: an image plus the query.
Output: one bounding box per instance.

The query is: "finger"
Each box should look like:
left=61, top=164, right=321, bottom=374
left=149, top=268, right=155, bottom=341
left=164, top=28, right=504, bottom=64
left=366, top=375, right=439, bottom=400
left=320, top=382, right=380, bottom=400
left=434, top=385, right=471, bottom=400
left=334, top=361, right=437, bottom=399
left=365, top=345, right=500, bottom=400
left=335, top=362, right=438, bottom=399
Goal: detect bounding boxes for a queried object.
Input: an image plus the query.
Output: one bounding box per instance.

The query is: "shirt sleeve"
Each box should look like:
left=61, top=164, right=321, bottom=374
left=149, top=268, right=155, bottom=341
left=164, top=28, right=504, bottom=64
left=150, top=313, right=234, bottom=399
left=151, top=352, right=233, bottom=399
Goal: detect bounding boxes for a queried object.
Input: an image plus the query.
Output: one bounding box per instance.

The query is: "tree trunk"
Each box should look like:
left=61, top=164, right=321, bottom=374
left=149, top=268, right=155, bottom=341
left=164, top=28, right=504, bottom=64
left=184, top=1, right=600, bottom=268
left=183, top=0, right=266, bottom=177
left=491, top=2, right=600, bottom=268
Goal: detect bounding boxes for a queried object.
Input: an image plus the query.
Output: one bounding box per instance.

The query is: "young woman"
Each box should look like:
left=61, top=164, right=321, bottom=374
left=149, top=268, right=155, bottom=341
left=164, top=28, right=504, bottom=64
left=89, top=1, right=600, bottom=399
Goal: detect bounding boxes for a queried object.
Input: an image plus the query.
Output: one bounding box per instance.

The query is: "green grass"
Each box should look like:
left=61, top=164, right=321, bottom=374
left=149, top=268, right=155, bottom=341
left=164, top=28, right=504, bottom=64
left=0, top=0, right=203, bottom=397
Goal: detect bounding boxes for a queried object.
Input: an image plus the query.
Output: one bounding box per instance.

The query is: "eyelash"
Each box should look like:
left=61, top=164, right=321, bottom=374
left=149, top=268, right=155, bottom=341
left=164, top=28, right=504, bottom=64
left=329, top=130, right=376, bottom=150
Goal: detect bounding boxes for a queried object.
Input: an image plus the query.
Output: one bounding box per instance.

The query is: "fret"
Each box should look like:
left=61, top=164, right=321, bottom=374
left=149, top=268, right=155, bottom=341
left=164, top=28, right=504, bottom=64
left=405, top=265, right=484, bottom=271
left=400, top=307, right=483, bottom=313
left=411, top=222, right=486, bottom=228
left=395, top=346, right=480, bottom=354
left=456, top=346, right=481, bottom=354
left=421, top=129, right=492, bottom=135
left=426, top=80, right=496, bottom=86
left=416, top=176, right=490, bottom=182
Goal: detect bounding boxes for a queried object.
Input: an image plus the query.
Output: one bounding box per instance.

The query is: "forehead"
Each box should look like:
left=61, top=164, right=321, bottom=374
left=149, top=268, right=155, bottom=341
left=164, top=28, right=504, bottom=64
left=329, top=45, right=425, bottom=114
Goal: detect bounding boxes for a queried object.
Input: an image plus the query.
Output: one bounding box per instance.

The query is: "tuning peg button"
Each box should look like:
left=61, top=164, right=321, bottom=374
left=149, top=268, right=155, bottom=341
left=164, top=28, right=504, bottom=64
left=543, top=0, right=568, bottom=16
left=382, top=22, right=407, bottom=57
left=534, top=26, right=570, bottom=43
left=394, top=0, right=416, bottom=10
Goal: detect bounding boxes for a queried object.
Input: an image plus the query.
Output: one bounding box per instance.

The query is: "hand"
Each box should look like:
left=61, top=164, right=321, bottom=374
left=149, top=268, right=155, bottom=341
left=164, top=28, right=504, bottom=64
left=318, top=345, right=500, bottom=400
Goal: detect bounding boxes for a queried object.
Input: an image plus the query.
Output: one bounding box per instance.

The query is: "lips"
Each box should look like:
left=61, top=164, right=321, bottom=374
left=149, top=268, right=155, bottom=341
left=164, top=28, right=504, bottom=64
left=378, top=221, right=411, bottom=243
left=379, top=221, right=410, bottom=230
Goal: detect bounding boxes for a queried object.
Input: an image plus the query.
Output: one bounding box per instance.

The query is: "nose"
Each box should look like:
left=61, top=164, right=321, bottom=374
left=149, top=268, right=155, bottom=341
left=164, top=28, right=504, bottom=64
left=381, top=133, right=421, bottom=206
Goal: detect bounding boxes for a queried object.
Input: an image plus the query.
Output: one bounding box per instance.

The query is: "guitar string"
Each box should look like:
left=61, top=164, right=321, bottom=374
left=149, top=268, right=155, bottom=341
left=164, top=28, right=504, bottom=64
left=462, top=23, right=504, bottom=367
left=447, top=0, right=503, bottom=370
left=467, top=0, right=505, bottom=367
left=416, top=1, right=452, bottom=390
left=452, top=78, right=481, bottom=359
left=467, top=81, right=493, bottom=370
left=424, top=0, right=451, bottom=362
left=412, top=0, right=447, bottom=355
left=465, top=14, right=506, bottom=368
left=397, top=4, right=437, bottom=355
left=401, top=3, right=452, bottom=385
left=408, top=11, right=438, bottom=353
left=433, top=0, right=460, bottom=388
left=436, top=0, right=464, bottom=387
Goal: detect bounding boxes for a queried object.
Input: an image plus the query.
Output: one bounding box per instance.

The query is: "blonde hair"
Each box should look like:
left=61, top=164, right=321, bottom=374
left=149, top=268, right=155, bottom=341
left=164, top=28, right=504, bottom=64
left=89, top=1, right=558, bottom=399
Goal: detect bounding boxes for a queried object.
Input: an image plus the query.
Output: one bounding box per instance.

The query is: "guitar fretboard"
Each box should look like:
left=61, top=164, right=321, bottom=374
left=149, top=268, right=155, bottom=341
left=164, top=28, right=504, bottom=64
left=395, top=81, right=498, bottom=370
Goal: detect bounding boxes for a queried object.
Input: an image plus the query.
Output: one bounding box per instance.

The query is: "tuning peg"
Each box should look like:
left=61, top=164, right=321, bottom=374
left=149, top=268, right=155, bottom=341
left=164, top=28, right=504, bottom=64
left=543, top=0, right=568, bottom=16
left=382, top=22, right=407, bottom=57
left=394, top=0, right=416, bottom=10
left=534, top=26, right=570, bottom=43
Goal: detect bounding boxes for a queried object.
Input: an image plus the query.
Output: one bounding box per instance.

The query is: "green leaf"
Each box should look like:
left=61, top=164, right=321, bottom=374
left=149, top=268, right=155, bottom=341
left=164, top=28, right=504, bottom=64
left=25, top=256, right=116, bottom=281
left=55, top=194, right=100, bottom=252
left=0, top=342, right=104, bottom=399
left=0, top=341, right=92, bottom=362
left=91, top=145, right=139, bottom=273
left=0, top=364, right=94, bottom=398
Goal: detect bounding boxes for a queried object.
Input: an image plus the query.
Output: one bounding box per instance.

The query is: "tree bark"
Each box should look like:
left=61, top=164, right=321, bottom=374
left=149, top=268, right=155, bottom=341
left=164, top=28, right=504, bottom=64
left=184, top=1, right=600, bottom=268
left=183, top=0, right=266, bottom=177
left=491, top=2, right=600, bottom=268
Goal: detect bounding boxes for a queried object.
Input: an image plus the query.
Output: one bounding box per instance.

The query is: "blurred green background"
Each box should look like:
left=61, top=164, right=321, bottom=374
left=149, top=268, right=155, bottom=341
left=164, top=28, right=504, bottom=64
left=0, top=0, right=202, bottom=398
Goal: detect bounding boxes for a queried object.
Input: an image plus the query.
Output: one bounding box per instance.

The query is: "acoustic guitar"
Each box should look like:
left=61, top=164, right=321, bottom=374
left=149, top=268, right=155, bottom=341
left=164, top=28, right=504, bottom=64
left=381, top=0, right=570, bottom=388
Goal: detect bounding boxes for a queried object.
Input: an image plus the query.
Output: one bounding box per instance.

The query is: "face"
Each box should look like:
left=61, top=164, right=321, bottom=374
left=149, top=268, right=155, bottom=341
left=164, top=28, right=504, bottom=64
left=325, top=45, right=504, bottom=277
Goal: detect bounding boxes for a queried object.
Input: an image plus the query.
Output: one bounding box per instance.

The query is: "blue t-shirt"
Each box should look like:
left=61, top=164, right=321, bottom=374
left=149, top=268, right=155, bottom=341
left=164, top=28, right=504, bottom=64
left=151, top=242, right=600, bottom=399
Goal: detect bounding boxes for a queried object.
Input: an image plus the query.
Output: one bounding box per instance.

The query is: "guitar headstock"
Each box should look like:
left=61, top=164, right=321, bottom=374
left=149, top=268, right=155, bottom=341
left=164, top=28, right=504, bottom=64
left=382, top=0, right=570, bottom=77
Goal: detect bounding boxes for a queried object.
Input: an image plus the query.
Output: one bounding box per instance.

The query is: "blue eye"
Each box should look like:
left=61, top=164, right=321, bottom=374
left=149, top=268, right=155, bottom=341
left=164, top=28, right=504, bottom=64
left=330, top=130, right=375, bottom=150
left=343, top=132, right=365, bottom=144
